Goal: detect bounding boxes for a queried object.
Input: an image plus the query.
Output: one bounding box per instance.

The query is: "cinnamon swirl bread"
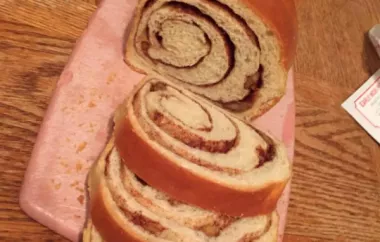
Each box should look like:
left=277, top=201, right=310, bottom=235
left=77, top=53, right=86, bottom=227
left=125, top=0, right=297, bottom=119
left=113, top=76, right=291, bottom=217
left=84, top=138, right=279, bottom=242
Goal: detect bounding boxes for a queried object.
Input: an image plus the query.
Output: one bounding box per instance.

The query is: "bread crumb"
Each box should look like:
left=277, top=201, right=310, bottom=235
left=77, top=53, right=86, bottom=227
left=51, top=179, right=61, bottom=190
left=88, top=101, right=96, bottom=108
left=54, top=183, right=62, bottom=190
left=76, top=187, right=85, bottom=193
left=65, top=169, right=72, bottom=174
left=78, top=94, right=85, bottom=104
left=107, top=73, right=116, bottom=84
left=60, top=160, right=69, bottom=168
left=71, top=181, right=80, bottom=187
left=66, top=137, right=71, bottom=143
left=76, top=142, right=87, bottom=153
left=87, top=123, right=96, bottom=133
left=90, top=88, right=97, bottom=97
left=77, top=195, right=85, bottom=205
left=76, top=161, right=83, bottom=172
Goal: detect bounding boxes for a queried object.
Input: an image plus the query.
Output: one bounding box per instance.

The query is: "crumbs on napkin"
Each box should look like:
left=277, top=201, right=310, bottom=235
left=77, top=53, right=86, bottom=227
left=51, top=179, right=62, bottom=190
left=76, top=142, right=87, bottom=153
left=76, top=161, right=83, bottom=172
left=77, top=195, right=85, bottom=205
left=70, top=180, right=80, bottom=187
left=88, top=101, right=97, bottom=108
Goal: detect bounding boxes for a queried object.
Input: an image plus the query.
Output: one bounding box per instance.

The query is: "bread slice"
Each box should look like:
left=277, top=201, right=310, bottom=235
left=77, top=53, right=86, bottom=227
left=125, top=0, right=297, bottom=120
left=82, top=219, right=104, bottom=242
left=113, top=75, right=291, bottom=217
left=85, top=138, right=279, bottom=242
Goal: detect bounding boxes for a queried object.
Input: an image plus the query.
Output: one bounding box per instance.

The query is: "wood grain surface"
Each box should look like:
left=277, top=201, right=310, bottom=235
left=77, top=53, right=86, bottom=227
left=0, top=0, right=379, bottom=241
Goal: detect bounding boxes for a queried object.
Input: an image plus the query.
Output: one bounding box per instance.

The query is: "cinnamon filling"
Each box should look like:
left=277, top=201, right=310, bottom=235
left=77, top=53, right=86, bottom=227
left=223, top=66, right=264, bottom=113
left=150, top=81, right=168, bottom=92
left=129, top=212, right=166, bottom=235
left=255, top=144, right=275, bottom=168
left=221, top=91, right=257, bottom=113
left=150, top=109, right=236, bottom=153
left=254, top=129, right=276, bottom=168
left=134, top=175, right=148, bottom=186
left=194, top=214, right=236, bottom=237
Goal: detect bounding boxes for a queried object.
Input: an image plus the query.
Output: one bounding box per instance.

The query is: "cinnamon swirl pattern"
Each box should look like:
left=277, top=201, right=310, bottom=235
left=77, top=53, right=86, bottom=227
left=126, top=0, right=297, bottom=119
left=114, top=77, right=291, bottom=217
left=87, top=142, right=279, bottom=242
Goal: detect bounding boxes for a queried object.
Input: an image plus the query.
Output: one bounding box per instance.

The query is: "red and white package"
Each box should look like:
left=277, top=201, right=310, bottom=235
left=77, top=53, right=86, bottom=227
left=342, top=69, right=380, bottom=144
left=369, top=24, right=380, bottom=58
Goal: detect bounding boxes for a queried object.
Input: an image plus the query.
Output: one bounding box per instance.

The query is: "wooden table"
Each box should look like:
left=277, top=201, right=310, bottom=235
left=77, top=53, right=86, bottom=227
left=1, top=0, right=379, bottom=241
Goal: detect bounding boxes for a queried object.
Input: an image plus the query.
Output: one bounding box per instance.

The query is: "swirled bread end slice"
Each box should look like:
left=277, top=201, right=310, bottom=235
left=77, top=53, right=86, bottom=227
left=125, top=0, right=297, bottom=120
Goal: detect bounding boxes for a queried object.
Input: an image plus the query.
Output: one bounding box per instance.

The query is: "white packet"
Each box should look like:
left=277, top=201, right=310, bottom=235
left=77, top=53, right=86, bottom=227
left=342, top=69, right=380, bottom=144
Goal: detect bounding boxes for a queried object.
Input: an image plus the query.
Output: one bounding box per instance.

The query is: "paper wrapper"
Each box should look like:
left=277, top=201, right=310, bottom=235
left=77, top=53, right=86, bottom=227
left=342, top=69, right=380, bottom=144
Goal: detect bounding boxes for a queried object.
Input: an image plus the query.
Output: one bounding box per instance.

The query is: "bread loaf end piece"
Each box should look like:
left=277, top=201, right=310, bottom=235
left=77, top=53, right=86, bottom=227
left=125, top=0, right=297, bottom=120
